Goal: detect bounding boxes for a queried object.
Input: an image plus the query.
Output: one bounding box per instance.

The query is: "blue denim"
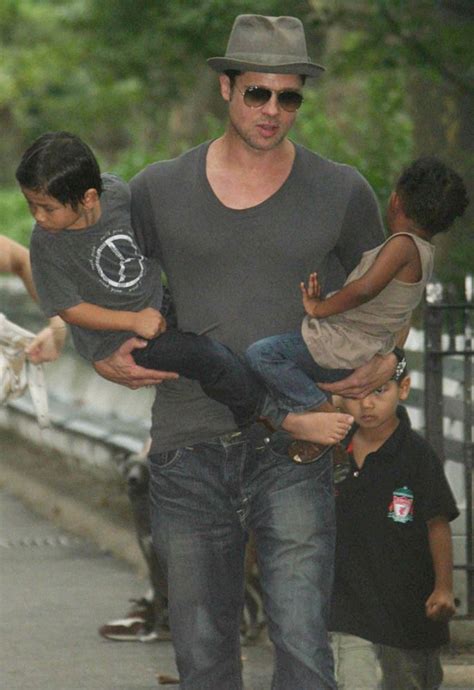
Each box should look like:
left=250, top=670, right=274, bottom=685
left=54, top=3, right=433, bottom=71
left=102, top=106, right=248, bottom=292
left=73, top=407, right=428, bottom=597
left=246, top=332, right=353, bottom=426
left=148, top=425, right=337, bottom=690
left=133, top=329, right=266, bottom=428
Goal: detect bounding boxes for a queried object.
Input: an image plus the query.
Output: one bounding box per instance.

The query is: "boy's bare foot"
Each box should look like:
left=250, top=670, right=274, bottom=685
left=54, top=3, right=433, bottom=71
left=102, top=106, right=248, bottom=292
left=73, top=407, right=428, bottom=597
left=282, top=411, right=354, bottom=445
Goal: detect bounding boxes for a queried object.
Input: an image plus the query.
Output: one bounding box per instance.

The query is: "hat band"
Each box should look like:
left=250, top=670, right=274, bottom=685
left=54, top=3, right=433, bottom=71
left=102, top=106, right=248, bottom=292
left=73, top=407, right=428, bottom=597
left=226, top=51, right=309, bottom=63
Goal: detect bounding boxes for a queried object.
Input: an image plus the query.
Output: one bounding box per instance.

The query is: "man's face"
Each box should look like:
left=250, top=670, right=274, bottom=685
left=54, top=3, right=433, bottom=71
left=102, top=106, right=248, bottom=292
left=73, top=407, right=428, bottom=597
left=341, top=378, right=411, bottom=431
left=220, top=71, right=303, bottom=151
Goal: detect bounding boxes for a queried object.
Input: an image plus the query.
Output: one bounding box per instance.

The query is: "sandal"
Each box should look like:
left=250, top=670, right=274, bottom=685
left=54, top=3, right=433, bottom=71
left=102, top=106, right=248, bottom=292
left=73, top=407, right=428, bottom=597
left=288, top=439, right=331, bottom=464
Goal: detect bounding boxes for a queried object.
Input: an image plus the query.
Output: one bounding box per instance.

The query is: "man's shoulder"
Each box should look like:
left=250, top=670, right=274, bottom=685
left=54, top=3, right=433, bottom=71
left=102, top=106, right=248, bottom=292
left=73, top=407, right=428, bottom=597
left=131, top=142, right=207, bottom=188
left=295, top=144, right=362, bottom=177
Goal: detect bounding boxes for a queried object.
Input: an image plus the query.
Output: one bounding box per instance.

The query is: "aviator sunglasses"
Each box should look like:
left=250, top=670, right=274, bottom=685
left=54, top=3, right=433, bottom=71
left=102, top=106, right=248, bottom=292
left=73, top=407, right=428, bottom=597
left=236, top=85, right=304, bottom=112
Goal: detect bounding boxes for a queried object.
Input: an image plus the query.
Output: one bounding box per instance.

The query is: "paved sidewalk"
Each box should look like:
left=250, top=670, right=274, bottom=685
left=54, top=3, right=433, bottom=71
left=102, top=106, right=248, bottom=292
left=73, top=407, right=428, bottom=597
left=1, top=437, right=473, bottom=690
left=1, top=489, right=274, bottom=690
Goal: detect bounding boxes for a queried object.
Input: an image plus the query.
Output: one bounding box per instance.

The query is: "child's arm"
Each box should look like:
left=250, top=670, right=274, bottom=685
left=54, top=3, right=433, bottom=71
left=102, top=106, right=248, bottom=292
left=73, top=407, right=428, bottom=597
left=59, top=302, right=166, bottom=340
left=301, top=234, right=420, bottom=319
left=0, top=235, right=67, bottom=362
left=425, top=516, right=456, bottom=622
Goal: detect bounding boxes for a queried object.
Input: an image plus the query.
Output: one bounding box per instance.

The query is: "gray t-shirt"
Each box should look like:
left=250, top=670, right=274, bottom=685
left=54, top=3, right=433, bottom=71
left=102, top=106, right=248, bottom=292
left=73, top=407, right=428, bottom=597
left=130, top=142, right=384, bottom=453
left=30, top=173, right=163, bottom=361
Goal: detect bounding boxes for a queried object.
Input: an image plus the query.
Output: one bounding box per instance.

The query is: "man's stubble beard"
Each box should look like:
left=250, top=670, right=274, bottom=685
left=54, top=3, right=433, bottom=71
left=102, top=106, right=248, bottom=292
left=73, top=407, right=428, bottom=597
left=228, top=115, right=289, bottom=152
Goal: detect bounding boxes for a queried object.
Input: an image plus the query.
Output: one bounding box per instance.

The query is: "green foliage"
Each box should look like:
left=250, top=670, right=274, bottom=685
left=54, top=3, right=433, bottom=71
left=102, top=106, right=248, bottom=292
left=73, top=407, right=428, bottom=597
left=0, top=0, right=472, bottom=291
left=295, top=69, right=413, bottom=207
left=0, top=187, right=33, bottom=246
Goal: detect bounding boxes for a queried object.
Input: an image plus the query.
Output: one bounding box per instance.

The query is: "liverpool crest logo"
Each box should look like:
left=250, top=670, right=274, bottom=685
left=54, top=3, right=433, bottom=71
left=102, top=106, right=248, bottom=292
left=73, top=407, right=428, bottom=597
left=388, top=486, right=414, bottom=523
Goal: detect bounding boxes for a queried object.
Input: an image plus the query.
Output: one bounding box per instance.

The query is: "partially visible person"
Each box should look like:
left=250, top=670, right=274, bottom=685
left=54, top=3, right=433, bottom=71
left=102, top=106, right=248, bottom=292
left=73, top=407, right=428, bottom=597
left=246, top=157, right=469, bottom=462
left=329, top=368, right=459, bottom=690
left=0, top=234, right=66, bottom=363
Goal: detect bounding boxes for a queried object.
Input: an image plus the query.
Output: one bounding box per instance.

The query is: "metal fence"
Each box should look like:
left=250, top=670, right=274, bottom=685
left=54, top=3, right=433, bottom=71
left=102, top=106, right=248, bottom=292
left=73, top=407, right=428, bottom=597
left=424, top=277, right=473, bottom=618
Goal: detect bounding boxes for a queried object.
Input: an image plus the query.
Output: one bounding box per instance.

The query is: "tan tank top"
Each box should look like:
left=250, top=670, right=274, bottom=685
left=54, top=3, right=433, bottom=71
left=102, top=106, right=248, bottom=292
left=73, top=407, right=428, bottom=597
left=301, top=233, right=435, bottom=368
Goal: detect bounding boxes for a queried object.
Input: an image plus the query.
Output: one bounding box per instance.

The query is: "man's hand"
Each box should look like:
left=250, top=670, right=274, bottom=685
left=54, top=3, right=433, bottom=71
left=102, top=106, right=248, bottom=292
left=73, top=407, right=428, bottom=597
left=319, top=352, right=397, bottom=399
left=132, top=308, right=167, bottom=339
left=300, top=272, right=322, bottom=317
left=25, top=325, right=66, bottom=364
left=425, top=588, right=456, bottom=622
left=93, top=337, right=179, bottom=389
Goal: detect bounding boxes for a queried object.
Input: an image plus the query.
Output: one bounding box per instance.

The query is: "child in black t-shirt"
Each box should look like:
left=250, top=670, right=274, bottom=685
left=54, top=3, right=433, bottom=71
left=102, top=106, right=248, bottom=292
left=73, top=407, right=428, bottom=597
left=329, top=367, right=459, bottom=690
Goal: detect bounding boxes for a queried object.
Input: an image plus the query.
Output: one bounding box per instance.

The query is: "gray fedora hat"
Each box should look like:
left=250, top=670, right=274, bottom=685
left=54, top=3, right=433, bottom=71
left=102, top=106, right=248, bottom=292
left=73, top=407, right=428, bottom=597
left=207, top=15, right=325, bottom=77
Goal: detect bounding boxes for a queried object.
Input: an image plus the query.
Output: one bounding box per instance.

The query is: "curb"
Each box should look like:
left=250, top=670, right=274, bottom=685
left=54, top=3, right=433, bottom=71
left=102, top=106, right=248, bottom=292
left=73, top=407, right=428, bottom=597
left=0, top=462, right=146, bottom=576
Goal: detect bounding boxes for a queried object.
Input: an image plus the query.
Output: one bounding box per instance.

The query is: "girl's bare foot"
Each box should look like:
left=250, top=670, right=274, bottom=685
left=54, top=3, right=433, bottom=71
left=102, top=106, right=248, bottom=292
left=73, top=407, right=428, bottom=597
left=282, top=410, right=354, bottom=445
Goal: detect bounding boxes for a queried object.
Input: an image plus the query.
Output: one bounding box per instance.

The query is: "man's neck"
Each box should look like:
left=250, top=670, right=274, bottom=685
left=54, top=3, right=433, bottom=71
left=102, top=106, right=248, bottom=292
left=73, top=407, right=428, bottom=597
left=214, top=129, right=295, bottom=169
left=206, top=133, right=295, bottom=209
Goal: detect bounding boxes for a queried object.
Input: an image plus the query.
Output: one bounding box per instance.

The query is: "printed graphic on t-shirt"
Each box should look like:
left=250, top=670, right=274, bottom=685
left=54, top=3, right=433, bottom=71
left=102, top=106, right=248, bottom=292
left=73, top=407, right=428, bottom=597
left=92, top=233, right=145, bottom=290
left=388, top=486, right=414, bottom=523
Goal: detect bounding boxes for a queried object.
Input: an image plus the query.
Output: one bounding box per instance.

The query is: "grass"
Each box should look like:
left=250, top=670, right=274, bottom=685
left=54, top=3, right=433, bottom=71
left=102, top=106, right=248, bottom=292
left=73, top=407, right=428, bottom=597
left=0, top=187, right=33, bottom=246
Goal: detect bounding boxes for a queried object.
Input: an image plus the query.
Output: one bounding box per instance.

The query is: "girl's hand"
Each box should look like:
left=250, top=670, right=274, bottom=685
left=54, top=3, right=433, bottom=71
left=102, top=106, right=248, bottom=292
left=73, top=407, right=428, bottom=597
left=300, top=272, right=322, bottom=317
left=132, top=309, right=167, bottom=339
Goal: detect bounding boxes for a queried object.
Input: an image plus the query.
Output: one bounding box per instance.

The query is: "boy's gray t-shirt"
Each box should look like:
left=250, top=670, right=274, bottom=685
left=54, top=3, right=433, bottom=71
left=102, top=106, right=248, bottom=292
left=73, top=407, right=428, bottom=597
left=130, top=142, right=385, bottom=453
left=30, top=173, right=163, bottom=361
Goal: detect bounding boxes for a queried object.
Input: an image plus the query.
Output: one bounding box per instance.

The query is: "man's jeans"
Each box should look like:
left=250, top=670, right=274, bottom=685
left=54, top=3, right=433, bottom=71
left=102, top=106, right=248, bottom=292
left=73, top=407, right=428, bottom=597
left=247, top=332, right=353, bottom=426
left=133, top=329, right=265, bottom=428
left=148, top=425, right=337, bottom=690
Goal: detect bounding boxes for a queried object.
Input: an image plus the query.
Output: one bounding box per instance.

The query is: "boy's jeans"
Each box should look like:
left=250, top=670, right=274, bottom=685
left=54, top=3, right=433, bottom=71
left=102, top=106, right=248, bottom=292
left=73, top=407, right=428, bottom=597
left=133, top=328, right=352, bottom=431
left=133, top=329, right=265, bottom=428
left=148, top=426, right=337, bottom=690
left=247, top=332, right=353, bottom=426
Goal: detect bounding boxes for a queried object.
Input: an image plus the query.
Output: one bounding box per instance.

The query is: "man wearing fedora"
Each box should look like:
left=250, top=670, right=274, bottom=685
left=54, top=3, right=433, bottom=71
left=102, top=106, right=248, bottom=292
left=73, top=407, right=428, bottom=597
left=95, top=14, right=396, bottom=690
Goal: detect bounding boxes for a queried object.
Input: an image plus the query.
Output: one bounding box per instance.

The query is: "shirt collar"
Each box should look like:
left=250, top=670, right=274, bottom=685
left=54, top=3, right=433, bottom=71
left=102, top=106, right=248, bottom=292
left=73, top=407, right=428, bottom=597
left=371, top=404, right=411, bottom=461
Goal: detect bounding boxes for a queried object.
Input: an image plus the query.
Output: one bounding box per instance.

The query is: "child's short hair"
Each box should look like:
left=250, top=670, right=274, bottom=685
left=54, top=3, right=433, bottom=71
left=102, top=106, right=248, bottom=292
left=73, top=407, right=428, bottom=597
left=15, top=131, right=103, bottom=209
left=396, top=156, right=469, bottom=236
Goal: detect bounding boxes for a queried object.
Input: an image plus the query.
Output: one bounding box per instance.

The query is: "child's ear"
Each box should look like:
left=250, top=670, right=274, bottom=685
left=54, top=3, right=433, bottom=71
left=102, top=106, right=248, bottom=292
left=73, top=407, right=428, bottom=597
left=398, top=375, right=411, bottom=401
left=82, top=188, right=99, bottom=208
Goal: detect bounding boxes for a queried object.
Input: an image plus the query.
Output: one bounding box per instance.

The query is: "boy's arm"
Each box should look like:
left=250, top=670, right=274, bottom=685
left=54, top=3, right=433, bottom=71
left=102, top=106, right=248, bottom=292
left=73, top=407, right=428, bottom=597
left=59, top=302, right=166, bottom=340
left=425, top=516, right=456, bottom=622
left=304, top=234, right=417, bottom=319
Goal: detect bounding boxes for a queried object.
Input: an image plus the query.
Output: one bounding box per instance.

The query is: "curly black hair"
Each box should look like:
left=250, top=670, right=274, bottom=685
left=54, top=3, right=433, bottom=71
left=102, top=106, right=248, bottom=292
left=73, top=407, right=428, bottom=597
left=396, top=157, right=469, bottom=236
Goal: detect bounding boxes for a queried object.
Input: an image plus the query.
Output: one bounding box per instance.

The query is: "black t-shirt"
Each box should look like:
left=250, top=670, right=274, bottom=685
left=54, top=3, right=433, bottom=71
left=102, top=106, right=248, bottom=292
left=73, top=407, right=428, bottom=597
left=330, top=406, right=459, bottom=649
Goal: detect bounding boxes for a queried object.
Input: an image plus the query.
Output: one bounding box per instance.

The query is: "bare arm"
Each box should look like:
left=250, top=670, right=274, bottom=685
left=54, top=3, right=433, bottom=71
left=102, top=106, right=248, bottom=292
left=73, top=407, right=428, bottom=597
left=0, top=235, right=66, bottom=362
left=60, top=302, right=166, bottom=339
left=0, top=235, right=38, bottom=301
left=93, top=337, right=178, bottom=389
left=302, top=235, right=417, bottom=319
left=425, top=516, right=456, bottom=622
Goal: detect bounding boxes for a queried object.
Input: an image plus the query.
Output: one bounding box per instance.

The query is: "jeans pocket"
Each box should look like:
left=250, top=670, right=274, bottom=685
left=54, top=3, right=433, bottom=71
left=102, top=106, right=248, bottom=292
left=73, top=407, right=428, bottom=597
left=149, top=447, right=185, bottom=470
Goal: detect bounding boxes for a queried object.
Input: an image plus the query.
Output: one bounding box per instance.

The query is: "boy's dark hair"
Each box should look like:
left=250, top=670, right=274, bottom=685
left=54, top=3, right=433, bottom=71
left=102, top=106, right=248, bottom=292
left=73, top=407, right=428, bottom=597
left=396, top=156, right=469, bottom=236
left=15, top=131, right=103, bottom=208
